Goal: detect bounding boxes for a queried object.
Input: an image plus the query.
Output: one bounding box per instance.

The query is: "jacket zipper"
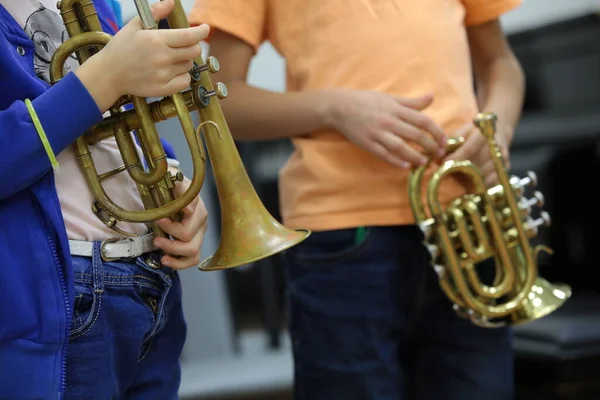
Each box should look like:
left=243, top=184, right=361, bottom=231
left=48, top=225, right=70, bottom=399
left=35, top=197, right=71, bottom=399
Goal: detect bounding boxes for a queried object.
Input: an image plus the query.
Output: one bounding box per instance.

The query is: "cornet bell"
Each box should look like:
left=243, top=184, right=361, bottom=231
left=508, top=277, right=571, bottom=326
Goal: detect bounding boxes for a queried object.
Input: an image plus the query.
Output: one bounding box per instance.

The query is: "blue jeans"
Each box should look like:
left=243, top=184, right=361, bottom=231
left=64, top=241, right=186, bottom=399
left=283, top=226, right=513, bottom=400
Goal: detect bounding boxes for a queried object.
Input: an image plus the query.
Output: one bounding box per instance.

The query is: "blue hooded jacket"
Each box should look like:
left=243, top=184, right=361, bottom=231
left=0, top=2, right=177, bottom=398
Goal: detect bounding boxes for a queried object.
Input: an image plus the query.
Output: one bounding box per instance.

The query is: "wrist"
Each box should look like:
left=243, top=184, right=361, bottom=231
left=75, top=54, right=121, bottom=112
left=316, top=89, right=345, bottom=131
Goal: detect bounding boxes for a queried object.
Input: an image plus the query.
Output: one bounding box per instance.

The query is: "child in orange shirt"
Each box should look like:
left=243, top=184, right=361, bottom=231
left=190, top=1, right=525, bottom=399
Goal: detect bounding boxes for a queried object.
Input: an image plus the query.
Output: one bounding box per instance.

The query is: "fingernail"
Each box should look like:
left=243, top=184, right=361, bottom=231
left=437, top=148, right=445, bottom=158
left=400, top=161, right=410, bottom=169
left=420, top=157, right=428, bottom=165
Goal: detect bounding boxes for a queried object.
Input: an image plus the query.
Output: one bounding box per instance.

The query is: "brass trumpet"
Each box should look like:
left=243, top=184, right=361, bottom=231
left=409, top=112, right=571, bottom=327
left=50, top=0, right=310, bottom=271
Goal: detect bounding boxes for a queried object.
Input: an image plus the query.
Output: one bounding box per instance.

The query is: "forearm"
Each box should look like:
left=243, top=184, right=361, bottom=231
left=219, top=80, right=334, bottom=141
left=474, top=54, right=525, bottom=141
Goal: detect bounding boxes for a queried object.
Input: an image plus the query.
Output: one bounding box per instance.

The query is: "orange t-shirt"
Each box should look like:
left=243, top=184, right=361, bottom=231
left=189, top=0, right=521, bottom=232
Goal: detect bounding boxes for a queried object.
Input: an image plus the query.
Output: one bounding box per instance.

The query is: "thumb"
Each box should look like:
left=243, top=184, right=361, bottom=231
left=396, top=92, right=434, bottom=110
left=150, top=0, right=175, bottom=21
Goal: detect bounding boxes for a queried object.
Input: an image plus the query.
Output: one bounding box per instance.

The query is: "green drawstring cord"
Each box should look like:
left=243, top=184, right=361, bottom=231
left=354, top=226, right=367, bottom=245
left=25, top=99, right=60, bottom=172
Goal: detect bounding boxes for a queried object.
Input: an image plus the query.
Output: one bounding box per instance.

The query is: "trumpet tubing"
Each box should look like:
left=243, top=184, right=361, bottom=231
left=409, top=112, right=571, bottom=327
left=50, top=0, right=309, bottom=269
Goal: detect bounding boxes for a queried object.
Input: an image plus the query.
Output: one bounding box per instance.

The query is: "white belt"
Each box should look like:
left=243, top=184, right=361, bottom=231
left=69, top=233, right=158, bottom=261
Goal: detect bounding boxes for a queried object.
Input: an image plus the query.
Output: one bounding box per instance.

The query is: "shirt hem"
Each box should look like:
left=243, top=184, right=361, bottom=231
left=282, top=207, right=422, bottom=232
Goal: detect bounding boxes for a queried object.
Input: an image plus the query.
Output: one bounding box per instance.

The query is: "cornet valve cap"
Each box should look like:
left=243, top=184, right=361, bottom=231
left=527, top=171, right=538, bottom=187
left=534, top=191, right=545, bottom=207
left=541, top=211, right=551, bottom=227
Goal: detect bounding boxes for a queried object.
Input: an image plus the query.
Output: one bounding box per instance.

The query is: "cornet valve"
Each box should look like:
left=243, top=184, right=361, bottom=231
left=525, top=171, right=538, bottom=188
left=419, top=220, right=434, bottom=240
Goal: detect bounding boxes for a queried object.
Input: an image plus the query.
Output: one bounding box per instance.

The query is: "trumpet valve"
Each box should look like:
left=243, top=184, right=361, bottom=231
left=213, top=82, right=228, bottom=99
left=190, top=56, right=221, bottom=81
left=196, top=82, right=228, bottom=107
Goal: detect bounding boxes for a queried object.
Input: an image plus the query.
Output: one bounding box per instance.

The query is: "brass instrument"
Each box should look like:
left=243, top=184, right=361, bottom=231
left=409, top=112, right=571, bottom=327
left=50, top=0, right=309, bottom=271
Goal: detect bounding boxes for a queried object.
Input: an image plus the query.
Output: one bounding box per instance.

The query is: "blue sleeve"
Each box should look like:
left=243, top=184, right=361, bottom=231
left=0, top=73, right=103, bottom=201
left=161, top=138, right=178, bottom=160
left=108, top=0, right=124, bottom=28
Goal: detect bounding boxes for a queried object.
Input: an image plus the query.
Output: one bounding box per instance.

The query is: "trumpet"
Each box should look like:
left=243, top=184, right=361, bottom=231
left=50, top=0, right=310, bottom=271
left=409, top=112, right=571, bottom=327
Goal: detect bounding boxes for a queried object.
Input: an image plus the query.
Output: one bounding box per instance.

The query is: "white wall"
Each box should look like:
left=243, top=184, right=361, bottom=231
left=501, top=0, right=600, bottom=33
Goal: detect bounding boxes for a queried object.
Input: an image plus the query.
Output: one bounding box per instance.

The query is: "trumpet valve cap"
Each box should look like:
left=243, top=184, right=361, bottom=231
left=215, top=82, right=228, bottom=99
left=207, top=56, right=220, bottom=73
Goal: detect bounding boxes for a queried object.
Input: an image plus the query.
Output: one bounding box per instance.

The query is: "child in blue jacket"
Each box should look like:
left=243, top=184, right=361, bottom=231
left=0, top=0, right=210, bottom=398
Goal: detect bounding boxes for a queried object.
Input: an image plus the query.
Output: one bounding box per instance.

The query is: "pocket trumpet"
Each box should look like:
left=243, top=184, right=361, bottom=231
left=409, top=112, right=571, bottom=327
left=50, top=0, right=310, bottom=270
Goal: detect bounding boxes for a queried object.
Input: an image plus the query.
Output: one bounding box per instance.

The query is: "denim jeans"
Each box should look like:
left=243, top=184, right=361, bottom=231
left=64, top=241, right=186, bottom=400
left=283, top=226, right=513, bottom=400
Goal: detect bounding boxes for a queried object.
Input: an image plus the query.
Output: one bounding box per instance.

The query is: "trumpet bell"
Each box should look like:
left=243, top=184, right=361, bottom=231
left=199, top=184, right=310, bottom=271
left=199, top=223, right=310, bottom=271
left=508, top=277, right=572, bottom=326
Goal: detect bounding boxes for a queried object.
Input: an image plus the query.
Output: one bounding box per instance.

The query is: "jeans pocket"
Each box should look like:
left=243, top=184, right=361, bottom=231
left=69, top=280, right=102, bottom=340
left=290, top=227, right=377, bottom=266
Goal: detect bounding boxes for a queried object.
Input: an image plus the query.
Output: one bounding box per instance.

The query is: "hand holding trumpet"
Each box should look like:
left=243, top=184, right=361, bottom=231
left=75, top=0, right=210, bottom=112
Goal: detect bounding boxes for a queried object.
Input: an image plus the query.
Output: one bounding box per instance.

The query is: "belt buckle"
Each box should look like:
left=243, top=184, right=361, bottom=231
left=100, top=238, right=122, bottom=262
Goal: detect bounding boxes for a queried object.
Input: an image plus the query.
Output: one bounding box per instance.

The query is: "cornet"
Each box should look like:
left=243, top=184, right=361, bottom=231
left=409, top=112, right=571, bottom=327
left=50, top=0, right=310, bottom=271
